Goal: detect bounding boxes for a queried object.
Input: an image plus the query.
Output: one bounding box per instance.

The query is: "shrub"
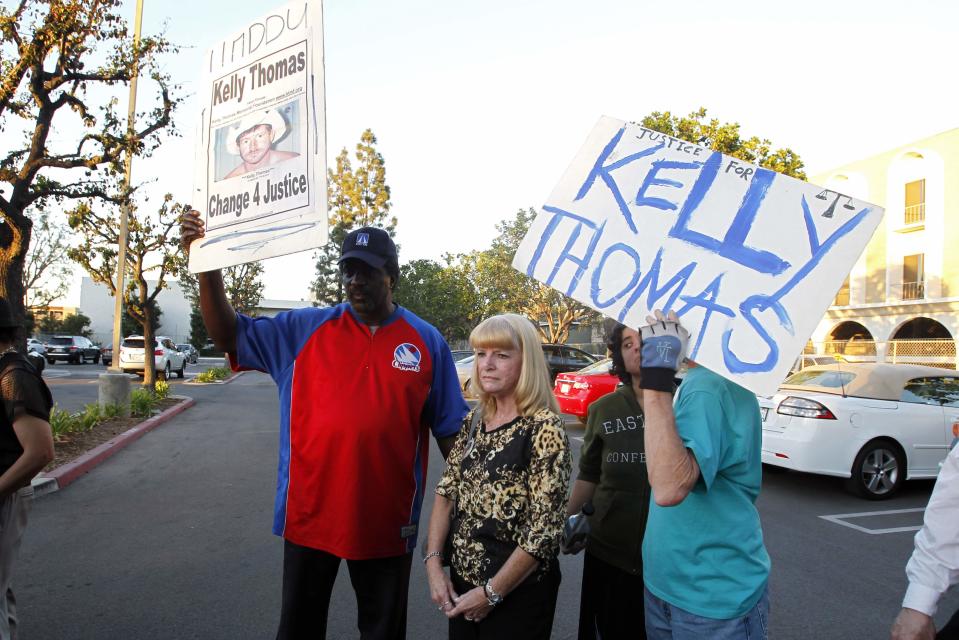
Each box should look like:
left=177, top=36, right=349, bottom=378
left=154, top=380, right=170, bottom=399
left=78, top=404, right=101, bottom=431
left=100, top=403, right=123, bottom=420
left=130, top=388, right=159, bottom=418
left=49, top=405, right=74, bottom=439
left=195, top=367, right=231, bottom=383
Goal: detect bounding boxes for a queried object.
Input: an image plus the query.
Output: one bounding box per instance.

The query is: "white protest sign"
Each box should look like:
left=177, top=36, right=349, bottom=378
left=189, top=0, right=326, bottom=273
left=512, top=116, right=884, bottom=396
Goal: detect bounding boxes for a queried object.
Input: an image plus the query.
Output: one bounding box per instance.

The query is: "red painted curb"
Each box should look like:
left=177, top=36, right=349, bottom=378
left=45, top=395, right=196, bottom=491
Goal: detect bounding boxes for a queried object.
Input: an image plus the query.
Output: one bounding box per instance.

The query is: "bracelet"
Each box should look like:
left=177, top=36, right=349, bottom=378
left=423, top=551, right=443, bottom=564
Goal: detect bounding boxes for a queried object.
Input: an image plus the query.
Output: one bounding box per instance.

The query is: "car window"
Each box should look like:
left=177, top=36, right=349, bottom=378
left=122, top=338, right=145, bottom=349
left=902, top=377, right=959, bottom=407
left=542, top=346, right=563, bottom=365
left=49, top=337, right=72, bottom=346
left=564, top=347, right=594, bottom=368
left=783, top=369, right=856, bottom=388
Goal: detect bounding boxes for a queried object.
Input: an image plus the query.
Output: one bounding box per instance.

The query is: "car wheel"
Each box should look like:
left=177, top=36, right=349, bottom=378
left=176, top=360, right=185, bottom=379
left=76, top=352, right=85, bottom=365
left=46, top=358, right=54, bottom=365
left=846, top=440, right=905, bottom=500
left=92, top=353, right=100, bottom=365
left=158, top=362, right=170, bottom=381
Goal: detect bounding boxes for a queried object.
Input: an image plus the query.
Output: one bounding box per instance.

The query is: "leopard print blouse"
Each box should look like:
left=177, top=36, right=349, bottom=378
left=435, top=407, right=572, bottom=587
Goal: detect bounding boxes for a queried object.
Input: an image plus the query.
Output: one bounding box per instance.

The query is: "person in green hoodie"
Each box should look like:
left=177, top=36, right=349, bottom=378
left=564, top=321, right=651, bottom=640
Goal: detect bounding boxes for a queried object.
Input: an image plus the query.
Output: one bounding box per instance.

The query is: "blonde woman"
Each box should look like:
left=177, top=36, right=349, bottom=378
left=424, top=314, right=572, bottom=639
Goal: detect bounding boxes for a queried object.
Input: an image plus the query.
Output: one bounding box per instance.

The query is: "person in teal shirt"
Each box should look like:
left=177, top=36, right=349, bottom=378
left=638, top=310, right=770, bottom=639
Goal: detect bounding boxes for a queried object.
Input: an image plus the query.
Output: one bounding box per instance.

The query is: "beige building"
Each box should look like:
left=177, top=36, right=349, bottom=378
left=810, top=128, right=959, bottom=367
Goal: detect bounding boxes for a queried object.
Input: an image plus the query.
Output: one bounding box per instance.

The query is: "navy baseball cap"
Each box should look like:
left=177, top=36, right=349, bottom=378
left=338, top=227, right=397, bottom=268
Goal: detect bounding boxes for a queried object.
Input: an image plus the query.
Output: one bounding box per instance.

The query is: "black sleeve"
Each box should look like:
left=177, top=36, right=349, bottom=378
left=1, top=367, right=52, bottom=423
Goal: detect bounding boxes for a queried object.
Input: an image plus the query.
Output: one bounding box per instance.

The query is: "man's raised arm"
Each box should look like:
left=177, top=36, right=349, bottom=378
left=180, top=210, right=237, bottom=355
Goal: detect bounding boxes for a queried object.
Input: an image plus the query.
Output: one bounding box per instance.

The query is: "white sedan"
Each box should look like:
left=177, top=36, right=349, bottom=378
left=760, top=362, right=958, bottom=499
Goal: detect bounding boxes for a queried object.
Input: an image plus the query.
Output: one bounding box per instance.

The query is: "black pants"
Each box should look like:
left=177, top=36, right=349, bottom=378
left=275, top=540, right=412, bottom=640
left=448, top=563, right=561, bottom=640
left=578, top=551, right=646, bottom=640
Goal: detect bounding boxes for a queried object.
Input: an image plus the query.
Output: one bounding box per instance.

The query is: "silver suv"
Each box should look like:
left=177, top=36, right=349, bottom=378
left=118, top=335, right=186, bottom=379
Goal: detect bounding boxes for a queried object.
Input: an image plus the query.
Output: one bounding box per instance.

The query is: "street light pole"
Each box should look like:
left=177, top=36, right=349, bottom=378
left=109, top=0, right=144, bottom=372
left=100, top=0, right=144, bottom=414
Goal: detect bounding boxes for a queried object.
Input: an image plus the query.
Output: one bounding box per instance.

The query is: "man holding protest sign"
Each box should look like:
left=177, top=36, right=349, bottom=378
left=180, top=211, right=467, bottom=640
left=638, top=309, right=770, bottom=639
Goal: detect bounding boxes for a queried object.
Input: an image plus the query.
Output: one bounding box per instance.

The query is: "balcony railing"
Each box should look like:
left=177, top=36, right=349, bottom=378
left=902, top=281, right=925, bottom=300
left=904, top=203, right=926, bottom=225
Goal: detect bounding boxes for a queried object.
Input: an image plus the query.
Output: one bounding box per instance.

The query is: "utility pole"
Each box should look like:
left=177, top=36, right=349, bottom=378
left=100, top=0, right=144, bottom=414
left=109, top=0, right=144, bottom=371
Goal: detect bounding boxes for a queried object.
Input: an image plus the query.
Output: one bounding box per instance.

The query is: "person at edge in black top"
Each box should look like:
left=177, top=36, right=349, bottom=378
left=424, top=313, right=572, bottom=639
left=0, top=298, right=54, bottom=639
left=564, top=320, right=652, bottom=640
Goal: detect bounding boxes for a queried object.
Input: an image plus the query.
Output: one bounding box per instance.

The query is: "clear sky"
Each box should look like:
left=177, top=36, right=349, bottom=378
left=62, top=0, right=959, bottom=303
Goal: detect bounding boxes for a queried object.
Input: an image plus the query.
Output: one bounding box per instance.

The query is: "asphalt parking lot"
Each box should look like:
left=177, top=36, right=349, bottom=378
left=40, top=357, right=228, bottom=413
left=34, top=367, right=959, bottom=637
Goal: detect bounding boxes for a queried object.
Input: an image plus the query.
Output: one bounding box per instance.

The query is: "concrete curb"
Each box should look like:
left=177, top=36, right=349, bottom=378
left=182, top=370, right=246, bottom=386
left=37, top=394, right=196, bottom=494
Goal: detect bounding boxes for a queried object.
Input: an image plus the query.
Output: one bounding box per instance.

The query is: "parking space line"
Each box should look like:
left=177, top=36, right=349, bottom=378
left=819, top=508, right=925, bottom=535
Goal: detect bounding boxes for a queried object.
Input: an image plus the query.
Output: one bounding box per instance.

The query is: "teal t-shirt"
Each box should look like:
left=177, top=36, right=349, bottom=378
left=642, top=366, right=770, bottom=619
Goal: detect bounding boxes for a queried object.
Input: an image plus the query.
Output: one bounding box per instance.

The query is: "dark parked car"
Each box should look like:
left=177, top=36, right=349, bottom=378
left=541, top=344, right=600, bottom=381
left=101, top=345, right=113, bottom=367
left=176, top=343, right=199, bottom=364
left=45, top=335, right=100, bottom=364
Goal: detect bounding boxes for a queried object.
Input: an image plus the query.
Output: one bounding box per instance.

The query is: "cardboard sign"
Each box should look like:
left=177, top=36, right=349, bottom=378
left=512, top=116, right=884, bottom=395
left=189, top=0, right=327, bottom=273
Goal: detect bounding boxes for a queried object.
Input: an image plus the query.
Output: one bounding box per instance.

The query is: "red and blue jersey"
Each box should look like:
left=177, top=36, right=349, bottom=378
left=233, top=303, right=467, bottom=559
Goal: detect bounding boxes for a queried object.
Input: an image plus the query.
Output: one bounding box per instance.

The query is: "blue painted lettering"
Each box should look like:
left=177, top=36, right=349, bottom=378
left=635, top=159, right=703, bottom=211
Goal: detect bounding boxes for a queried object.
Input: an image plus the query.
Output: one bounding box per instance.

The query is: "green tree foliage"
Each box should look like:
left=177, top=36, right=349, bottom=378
left=0, top=0, right=179, bottom=327
left=23, top=211, right=73, bottom=311
left=640, top=107, right=806, bottom=179
left=189, top=307, right=208, bottom=351
left=465, top=209, right=598, bottom=344
left=67, top=194, right=183, bottom=388
left=60, top=310, right=93, bottom=337
left=395, top=258, right=482, bottom=343
left=121, top=305, right=161, bottom=338
left=35, top=309, right=92, bottom=337
left=312, top=129, right=395, bottom=305
left=180, top=261, right=264, bottom=349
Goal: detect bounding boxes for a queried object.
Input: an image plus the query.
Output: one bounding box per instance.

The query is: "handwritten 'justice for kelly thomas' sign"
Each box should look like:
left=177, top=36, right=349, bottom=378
left=512, top=116, right=884, bottom=396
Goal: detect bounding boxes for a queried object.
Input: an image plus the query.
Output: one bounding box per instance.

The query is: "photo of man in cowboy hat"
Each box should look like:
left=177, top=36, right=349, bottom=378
left=223, top=106, right=300, bottom=179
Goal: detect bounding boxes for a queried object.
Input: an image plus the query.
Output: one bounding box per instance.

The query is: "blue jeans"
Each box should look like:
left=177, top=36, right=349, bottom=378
left=644, top=586, right=769, bottom=640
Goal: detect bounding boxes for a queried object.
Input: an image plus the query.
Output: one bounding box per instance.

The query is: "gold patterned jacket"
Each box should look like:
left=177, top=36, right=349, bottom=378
left=435, top=407, right=572, bottom=587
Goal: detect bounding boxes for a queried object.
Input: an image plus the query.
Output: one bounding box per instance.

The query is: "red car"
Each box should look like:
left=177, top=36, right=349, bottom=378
left=553, top=358, right=619, bottom=422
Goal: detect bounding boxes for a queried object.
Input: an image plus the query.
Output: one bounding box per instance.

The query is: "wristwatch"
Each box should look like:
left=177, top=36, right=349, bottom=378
left=484, top=580, right=503, bottom=607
